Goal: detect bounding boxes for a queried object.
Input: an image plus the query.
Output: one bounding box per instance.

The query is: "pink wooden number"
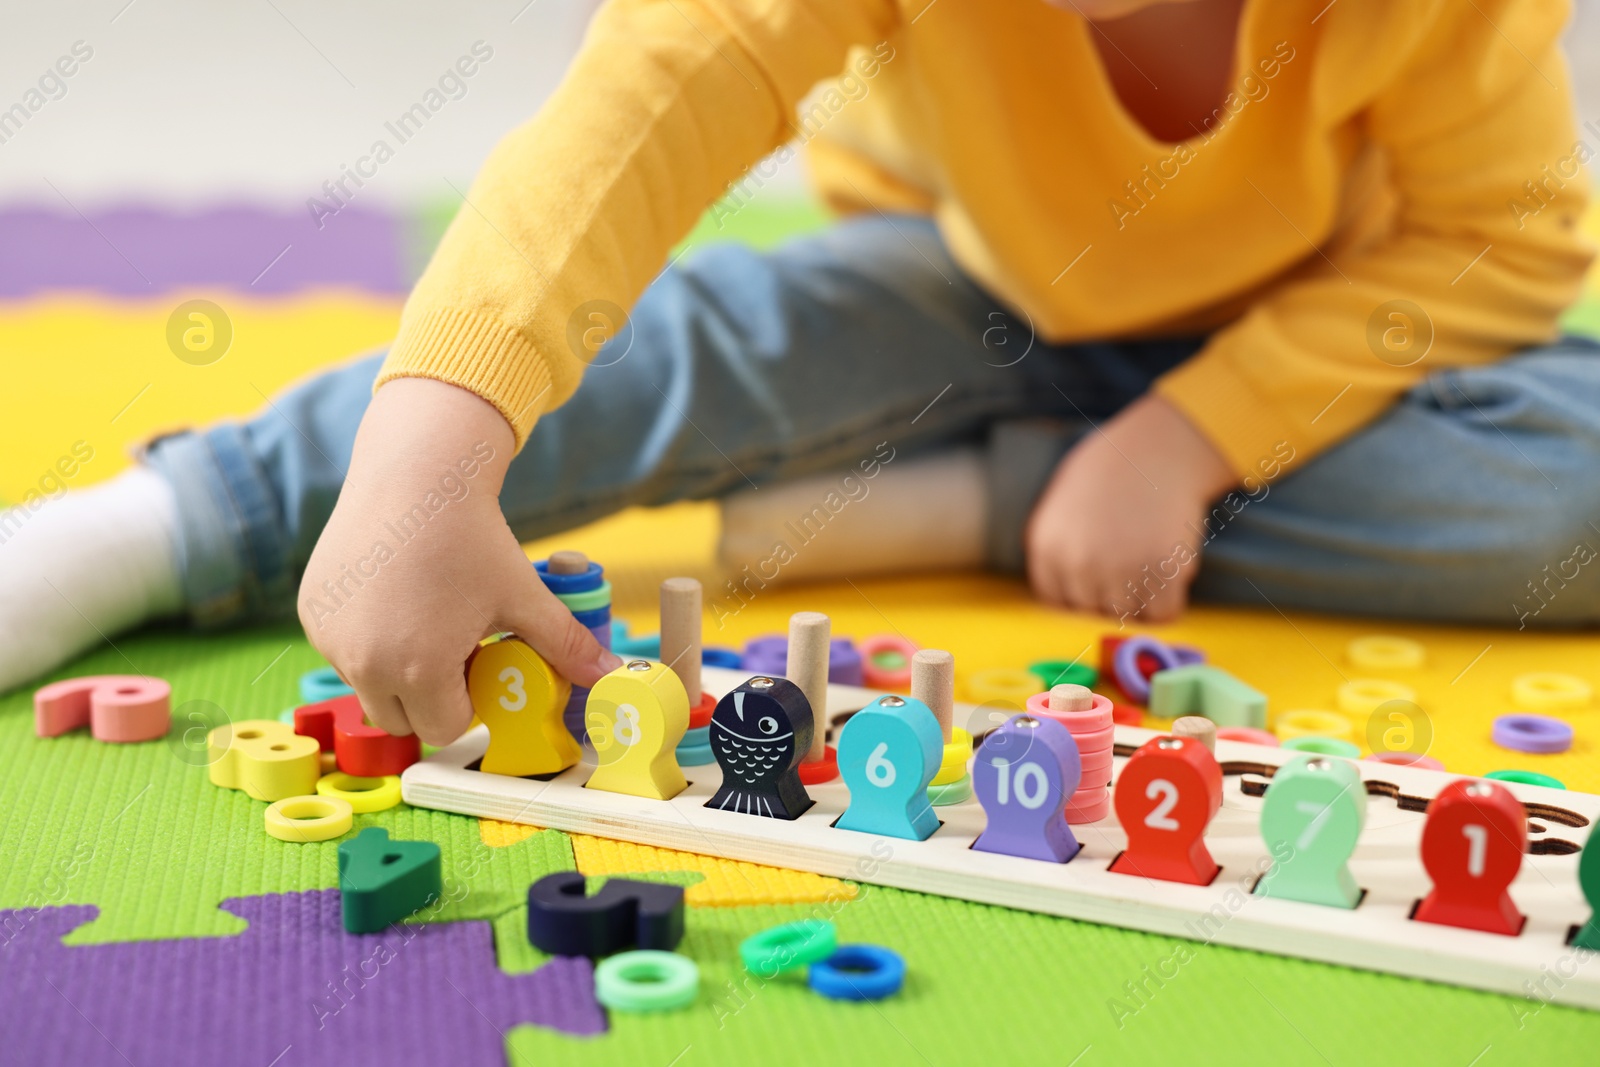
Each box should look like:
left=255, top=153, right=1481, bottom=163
left=34, top=675, right=172, bottom=743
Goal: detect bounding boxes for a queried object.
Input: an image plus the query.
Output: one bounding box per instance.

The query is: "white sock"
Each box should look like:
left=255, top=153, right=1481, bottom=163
left=716, top=448, right=988, bottom=585
left=0, top=466, right=182, bottom=693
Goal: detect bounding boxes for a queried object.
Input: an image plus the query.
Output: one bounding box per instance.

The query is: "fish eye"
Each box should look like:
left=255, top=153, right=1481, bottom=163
left=759, top=716, right=779, bottom=735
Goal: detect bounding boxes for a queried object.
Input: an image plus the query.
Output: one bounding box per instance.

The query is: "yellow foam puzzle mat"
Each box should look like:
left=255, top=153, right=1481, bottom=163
left=0, top=294, right=401, bottom=500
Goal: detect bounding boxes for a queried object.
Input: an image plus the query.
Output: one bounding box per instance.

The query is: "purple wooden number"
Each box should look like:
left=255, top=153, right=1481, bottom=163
left=972, top=714, right=1082, bottom=863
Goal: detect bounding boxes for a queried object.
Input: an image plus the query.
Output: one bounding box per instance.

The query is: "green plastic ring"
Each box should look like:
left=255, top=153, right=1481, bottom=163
left=1279, top=736, right=1361, bottom=758
left=555, top=581, right=613, bottom=613
left=740, top=920, right=838, bottom=977
left=594, top=950, right=700, bottom=1012
left=928, top=773, right=973, bottom=806
left=1485, top=769, right=1567, bottom=790
left=1027, top=660, right=1098, bottom=691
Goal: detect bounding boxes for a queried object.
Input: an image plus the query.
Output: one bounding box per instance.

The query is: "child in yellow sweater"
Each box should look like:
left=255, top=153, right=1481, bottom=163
left=2, top=0, right=1593, bottom=746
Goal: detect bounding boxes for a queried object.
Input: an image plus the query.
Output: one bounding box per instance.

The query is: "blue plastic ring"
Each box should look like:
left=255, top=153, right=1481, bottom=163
left=571, top=605, right=612, bottom=629
left=299, top=667, right=354, bottom=704
left=675, top=740, right=716, bottom=766
left=808, top=944, right=906, bottom=1001
left=534, top=558, right=604, bottom=594
left=702, top=646, right=744, bottom=669
left=613, top=632, right=662, bottom=658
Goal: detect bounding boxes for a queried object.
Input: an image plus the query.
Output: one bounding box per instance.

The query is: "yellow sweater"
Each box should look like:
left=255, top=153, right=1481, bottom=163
left=378, top=0, right=1593, bottom=477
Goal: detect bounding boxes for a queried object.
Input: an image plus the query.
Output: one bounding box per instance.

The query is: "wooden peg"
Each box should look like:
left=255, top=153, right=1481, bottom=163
left=1172, top=716, right=1217, bottom=753
left=787, top=612, right=831, bottom=764
left=548, top=550, right=590, bottom=575
left=585, top=659, right=691, bottom=801
left=660, top=577, right=703, bottom=704
left=1049, top=684, right=1095, bottom=714
left=911, top=650, right=955, bottom=743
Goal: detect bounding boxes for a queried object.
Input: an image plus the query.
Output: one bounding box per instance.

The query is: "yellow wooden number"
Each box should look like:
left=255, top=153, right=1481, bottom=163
left=585, top=660, right=690, bottom=801
left=467, top=637, right=577, bottom=777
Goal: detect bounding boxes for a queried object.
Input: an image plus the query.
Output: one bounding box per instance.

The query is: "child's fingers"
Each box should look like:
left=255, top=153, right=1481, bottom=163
left=353, top=686, right=413, bottom=738
left=503, top=567, right=623, bottom=689
left=396, top=671, right=476, bottom=748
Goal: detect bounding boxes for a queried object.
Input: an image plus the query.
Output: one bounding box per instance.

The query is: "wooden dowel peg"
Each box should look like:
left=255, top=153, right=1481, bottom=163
left=1172, top=716, right=1217, bottom=753
left=1049, top=684, right=1094, bottom=713
left=548, top=550, right=590, bottom=575
left=660, top=577, right=703, bottom=701
left=787, top=612, right=831, bottom=763
left=911, top=650, right=956, bottom=743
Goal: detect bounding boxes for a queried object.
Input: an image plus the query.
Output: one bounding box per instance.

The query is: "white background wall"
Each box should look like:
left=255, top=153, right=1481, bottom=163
left=0, top=0, right=1596, bottom=210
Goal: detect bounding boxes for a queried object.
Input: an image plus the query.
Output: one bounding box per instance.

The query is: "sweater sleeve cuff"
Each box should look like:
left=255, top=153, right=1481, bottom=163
left=1152, top=344, right=1303, bottom=481
left=374, top=306, right=554, bottom=449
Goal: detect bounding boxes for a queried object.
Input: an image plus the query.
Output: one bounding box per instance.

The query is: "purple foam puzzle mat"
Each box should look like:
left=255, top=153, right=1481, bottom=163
left=1, top=890, right=606, bottom=1066
left=0, top=205, right=410, bottom=297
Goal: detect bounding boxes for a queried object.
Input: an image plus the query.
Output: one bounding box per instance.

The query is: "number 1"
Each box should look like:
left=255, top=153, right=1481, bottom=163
left=1463, top=823, right=1487, bottom=877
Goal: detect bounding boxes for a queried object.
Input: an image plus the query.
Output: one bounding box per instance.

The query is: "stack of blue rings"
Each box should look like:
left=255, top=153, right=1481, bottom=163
left=534, top=557, right=611, bottom=740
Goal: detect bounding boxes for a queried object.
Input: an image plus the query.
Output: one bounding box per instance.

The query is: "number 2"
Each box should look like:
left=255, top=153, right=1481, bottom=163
left=1463, top=823, right=1487, bottom=877
left=498, top=667, right=526, bottom=712
left=1145, top=779, right=1180, bottom=830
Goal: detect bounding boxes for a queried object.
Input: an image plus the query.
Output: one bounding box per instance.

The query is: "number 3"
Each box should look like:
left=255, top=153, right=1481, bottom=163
left=498, top=667, right=527, bottom=712
left=1145, top=779, right=1180, bottom=830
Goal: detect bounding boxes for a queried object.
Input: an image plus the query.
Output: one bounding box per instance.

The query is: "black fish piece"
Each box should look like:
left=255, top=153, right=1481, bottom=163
left=705, top=675, right=814, bottom=820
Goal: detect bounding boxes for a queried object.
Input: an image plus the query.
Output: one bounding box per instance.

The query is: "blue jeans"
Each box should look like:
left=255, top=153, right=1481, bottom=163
left=147, top=215, right=1600, bottom=630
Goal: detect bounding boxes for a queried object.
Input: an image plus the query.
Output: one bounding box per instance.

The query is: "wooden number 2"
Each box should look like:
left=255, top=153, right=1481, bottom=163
left=1144, top=779, right=1180, bottom=830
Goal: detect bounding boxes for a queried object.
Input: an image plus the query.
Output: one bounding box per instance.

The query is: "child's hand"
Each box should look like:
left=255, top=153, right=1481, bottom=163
left=1024, top=394, right=1237, bottom=623
left=298, top=378, right=621, bottom=745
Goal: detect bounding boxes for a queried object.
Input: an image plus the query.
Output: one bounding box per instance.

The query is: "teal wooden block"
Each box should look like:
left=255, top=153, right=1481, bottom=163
left=1148, top=664, right=1266, bottom=728
left=1254, top=754, right=1366, bottom=909
left=338, top=827, right=443, bottom=934
left=835, top=695, right=943, bottom=841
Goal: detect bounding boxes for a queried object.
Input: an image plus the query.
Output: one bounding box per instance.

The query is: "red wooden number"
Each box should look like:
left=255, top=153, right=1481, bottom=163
left=294, top=694, right=420, bottom=777
left=1108, top=736, right=1223, bottom=885
left=1414, top=779, right=1526, bottom=936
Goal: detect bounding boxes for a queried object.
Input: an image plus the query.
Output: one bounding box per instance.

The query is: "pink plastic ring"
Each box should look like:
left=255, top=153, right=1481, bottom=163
left=1215, top=726, right=1279, bottom=747
left=860, top=635, right=918, bottom=690
left=1025, top=690, right=1113, bottom=732
left=1364, top=750, right=1446, bottom=772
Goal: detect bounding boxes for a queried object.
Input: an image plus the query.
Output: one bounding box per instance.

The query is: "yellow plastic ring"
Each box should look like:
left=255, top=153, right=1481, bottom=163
left=1346, top=635, right=1424, bottom=671
left=930, top=728, right=973, bottom=786
left=1274, top=709, right=1354, bottom=743
left=964, top=669, right=1042, bottom=707
left=264, top=795, right=353, bottom=843
left=1336, top=679, right=1415, bottom=718
left=1511, top=672, right=1592, bottom=711
left=316, top=772, right=402, bottom=813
